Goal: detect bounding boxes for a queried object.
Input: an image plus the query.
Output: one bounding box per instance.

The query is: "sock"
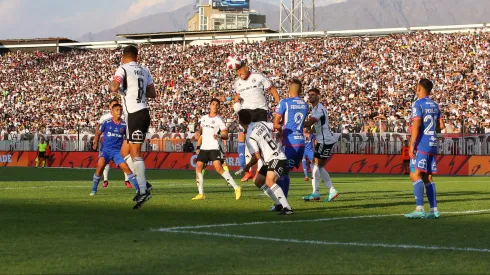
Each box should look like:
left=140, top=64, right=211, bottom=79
left=125, top=155, right=135, bottom=172
left=412, top=179, right=424, bottom=210
left=132, top=157, right=147, bottom=194
left=425, top=182, right=437, bottom=210
left=221, top=170, right=239, bottom=189
left=277, top=175, right=291, bottom=197
left=42, top=160, right=46, bottom=168
left=103, top=164, right=110, bottom=181
left=238, top=142, right=246, bottom=169
left=302, top=159, right=308, bottom=177
left=256, top=158, right=263, bottom=174
left=319, top=168, right=334, bottom=190
left=127, top=173, right=140, bottom=191
left=35, top=157, right=39, bottom=167
left=196, top=172, right=204, bottom=195
left=260, top=184, right=280, bottom=205
left=223, top=165, right=229, bottom=172
left=91, top=174, right=101, bottom=192
left=311, top=164, right=320, bottom=194
left=270, top=184, right=291, bottom=209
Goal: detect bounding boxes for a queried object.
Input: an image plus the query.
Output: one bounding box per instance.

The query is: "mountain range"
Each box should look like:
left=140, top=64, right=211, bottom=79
left=79, top=0, right=490, bottom=42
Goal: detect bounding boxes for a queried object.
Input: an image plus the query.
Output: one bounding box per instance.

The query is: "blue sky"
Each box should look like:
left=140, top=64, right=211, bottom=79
left=0, top=0, right=345, bottom=40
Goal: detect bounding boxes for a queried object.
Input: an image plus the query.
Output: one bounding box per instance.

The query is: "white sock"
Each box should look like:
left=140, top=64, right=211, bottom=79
left=270, top=184, right=291, bottom=209
left=221, top=170, right=239, bottom=189
left=431, top=207, right=438, bottom=212
left=103, top=164, right=110, bottom=181
left=257, top=158, right=263, bottom=174
left=416, top=205, right=424, bottom=212
left=124, top=155, right=133, bottom=181
left=132, top=157, right=147, bottom=193
left=196, top=172, right=204, bottom=195
left=245, top=146, right=252, bottom=171
left=319, top=167, right=334, bottom=190
left=260, top=184, right=279, bottom=205
left=311, top=164, right=321, bottom=194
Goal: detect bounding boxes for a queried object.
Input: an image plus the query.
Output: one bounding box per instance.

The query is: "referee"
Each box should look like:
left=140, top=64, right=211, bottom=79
left=36, top=138, right=48, bottom=168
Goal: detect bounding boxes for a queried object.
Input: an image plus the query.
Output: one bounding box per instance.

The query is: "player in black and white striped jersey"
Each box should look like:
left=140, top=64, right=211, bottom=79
left=236, top=109, right=294, bottom=215
left=109, top=45, right=156, bottom=210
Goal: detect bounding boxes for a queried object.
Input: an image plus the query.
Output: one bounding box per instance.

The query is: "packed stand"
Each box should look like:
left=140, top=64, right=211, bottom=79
left=1, top=31, right=489, bottom=140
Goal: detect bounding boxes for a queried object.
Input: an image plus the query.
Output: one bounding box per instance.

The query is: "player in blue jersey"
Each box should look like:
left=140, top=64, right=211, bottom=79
left=405, top=78, right=445, bottom=219
left=90, top=104, right=143, bottom=204
left=302, top=130, right=315, bottom=182
left=273, top=79, right=309, bottom=198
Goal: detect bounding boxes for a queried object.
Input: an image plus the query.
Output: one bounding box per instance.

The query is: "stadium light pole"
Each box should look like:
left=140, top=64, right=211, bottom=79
left=280, top=0, right=315, bottom=33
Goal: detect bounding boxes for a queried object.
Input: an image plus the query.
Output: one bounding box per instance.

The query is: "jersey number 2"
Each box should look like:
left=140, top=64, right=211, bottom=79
left=423, top=115, right=437, bottom=135
left=137, top=78, right=144, bottom=103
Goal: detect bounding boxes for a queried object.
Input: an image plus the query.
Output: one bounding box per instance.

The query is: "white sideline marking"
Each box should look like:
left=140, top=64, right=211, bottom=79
left=162, top=230, right=490, bottom=253
left=154, top=209, right=490, bottom=231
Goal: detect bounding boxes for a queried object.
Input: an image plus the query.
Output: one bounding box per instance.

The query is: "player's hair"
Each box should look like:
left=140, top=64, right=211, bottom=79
left=109, top=98, right=119, bottom=105
left=210, top=98, right=220, bottom=106
left=308, top=88, right=321, bottom=95
left=238, top=109, right=253, bottom=125
left=289, top=78, right=302, bottom=93
left=419, top=78, right=433, bottom=93
left=123, top=45, right=138, bottom=58
left=111, top=103, right=122, bottom=109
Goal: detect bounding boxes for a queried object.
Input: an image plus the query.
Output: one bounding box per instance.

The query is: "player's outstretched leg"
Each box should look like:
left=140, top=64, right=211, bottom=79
left=119, top=161, right=140, bottom=193
left=255, top=173, right=282, bottom=211
left=302, top=158, right=309, bottom=181
left=265, top=172, right=293, bottom=215
left=319, top=167, right=338, bottom=202
left=214, top=160, right=241, bottom=200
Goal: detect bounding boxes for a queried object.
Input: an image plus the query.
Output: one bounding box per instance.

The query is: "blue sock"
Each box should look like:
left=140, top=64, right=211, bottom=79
left=413, top=179, right=424, bottom=208
left=127, top=173, right=140, bottom=192
left=92, top=174, right=101, bottom=192
left=425, top=182, right=437, bottom=209
left=282, top=175, right=291, bottom=198
left=302, top=159, right=308, bottom=177
left=238, top=142, right=246, bottom=169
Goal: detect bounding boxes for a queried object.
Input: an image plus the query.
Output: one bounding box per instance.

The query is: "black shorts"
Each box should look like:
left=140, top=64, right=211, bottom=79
left=314, top=143, right=335, bottom=160
left=197, top=150, right=223, bottom=163
left=242, top=108, right=268, bottom=122
left=38, top=152, right=46, bottom=159
left=127, top=108, right=150, bottom=144
left=258, top=159, right=287, bottom=177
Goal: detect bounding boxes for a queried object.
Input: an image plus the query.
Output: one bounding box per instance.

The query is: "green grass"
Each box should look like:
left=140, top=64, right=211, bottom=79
left=1, top=167, right=490, bottom=274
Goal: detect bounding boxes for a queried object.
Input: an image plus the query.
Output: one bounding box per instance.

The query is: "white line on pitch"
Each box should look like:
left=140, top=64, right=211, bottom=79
left=153, top=209, right=490, bottom=231
left=161, top=230, right=490, bottom=253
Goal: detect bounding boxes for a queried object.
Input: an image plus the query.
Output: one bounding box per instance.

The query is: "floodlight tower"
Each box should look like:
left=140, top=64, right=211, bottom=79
left=279, top=0, right=315, bottom=33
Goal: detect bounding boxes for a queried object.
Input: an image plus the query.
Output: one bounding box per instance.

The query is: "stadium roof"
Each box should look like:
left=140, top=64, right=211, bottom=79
left=117, top=28, right=277, bottom=40
left=0, top=37, right=78, bottom=43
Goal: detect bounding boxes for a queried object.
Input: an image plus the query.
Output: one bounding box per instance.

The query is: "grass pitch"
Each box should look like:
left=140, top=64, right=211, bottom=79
left=1, top=167, right=490, bottom=274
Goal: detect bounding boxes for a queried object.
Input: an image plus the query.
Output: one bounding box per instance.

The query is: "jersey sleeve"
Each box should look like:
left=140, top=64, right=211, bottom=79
left=113, top=66, right=125, bottom=84
left=411, top=101, right=422, bottom=120
left=218, top=118, right=227, bottom=132
left=260, top=74, right=272, bottom=90
left=274, top=99, right=286, bottom=116
left=246, top=130, right=260, bottom=155
left=146, top=70, right=154, bottom=88
left=310, top=106, right=323, bottom=123
left=99, top=121, right=106, bottom=133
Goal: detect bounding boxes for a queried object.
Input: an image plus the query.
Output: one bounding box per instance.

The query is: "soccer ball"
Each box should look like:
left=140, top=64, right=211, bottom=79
left=233, top=102, right=242, bottom=113
left=226, top=55, right=242, bottom=70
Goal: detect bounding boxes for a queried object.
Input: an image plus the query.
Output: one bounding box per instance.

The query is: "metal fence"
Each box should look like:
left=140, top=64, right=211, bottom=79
left=1, top=120, right=489, bottom=155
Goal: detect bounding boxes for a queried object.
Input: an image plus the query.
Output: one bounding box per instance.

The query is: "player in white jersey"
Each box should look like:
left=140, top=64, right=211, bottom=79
left=236, top=109, right=294, bottom=215
left=232, top=58, right=280, bottom=182
left=303, top=88, right=339, bottom=202
left=95, top=99, right=132, bottom=189
left=109, top=45, right=156, bottom=210
left=193, top=98, right=242, bottom=200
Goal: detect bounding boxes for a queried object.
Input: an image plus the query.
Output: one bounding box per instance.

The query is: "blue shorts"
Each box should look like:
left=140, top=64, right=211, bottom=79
left=99, top=150, right=125, bottom=166
left=303, top=149, right=314, bottom=161
left=283, top=146, right=305, bottom=169
left=410, top=152, right=437, bottom=174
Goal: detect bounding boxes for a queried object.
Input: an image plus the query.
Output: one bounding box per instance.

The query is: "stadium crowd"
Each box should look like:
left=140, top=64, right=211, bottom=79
left=1, top=30, right=490, bottom=140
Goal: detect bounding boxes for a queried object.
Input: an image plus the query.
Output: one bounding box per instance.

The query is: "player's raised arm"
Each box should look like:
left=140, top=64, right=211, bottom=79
left=109, top=67, right=125, bottom=93
left=273, top=100, right=285, bottom=131
left=146, top=73, right=156, bottom=98
left=269, top=86, right=280, bottom=104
